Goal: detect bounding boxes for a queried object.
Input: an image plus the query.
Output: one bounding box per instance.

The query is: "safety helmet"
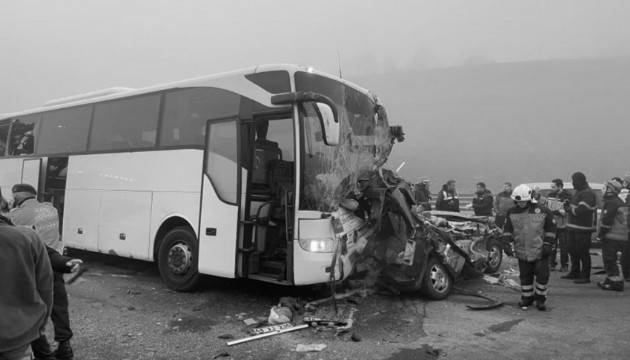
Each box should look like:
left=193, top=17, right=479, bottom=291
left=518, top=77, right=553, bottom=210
left=418, top=177, right=430, bottom=185
left=604, top=180, right=622, bottom=195
left=511, top=184, right=533, bottom=202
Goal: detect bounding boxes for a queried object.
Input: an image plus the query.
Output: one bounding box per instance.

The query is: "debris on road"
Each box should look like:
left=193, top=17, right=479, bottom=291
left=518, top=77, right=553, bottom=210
left=296, top=344, right=327, bottom=352
left=268, top=305, right=292, bottom=325
left=453, top=286, right=504, bottom=310
left=226, top=324, right=309, bottom=346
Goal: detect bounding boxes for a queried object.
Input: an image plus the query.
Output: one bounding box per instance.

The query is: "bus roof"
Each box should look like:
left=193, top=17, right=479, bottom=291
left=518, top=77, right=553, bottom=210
left=1, top=64, right=372, bottom=118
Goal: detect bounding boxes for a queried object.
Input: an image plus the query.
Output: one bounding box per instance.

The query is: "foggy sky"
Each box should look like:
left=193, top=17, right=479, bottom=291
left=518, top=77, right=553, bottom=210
left=2, top=0, right=630, bottom=113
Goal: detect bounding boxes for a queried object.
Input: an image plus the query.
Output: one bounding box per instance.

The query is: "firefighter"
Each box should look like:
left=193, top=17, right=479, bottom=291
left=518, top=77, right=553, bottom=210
left=597, top=179, right=628, bottom=291
left=502, top=184, right=556, bottom=311
left=436, top=180, right=459, bottom=212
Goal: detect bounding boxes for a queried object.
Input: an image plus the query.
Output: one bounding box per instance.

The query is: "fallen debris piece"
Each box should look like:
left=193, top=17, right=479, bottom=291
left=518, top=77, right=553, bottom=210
left=217, top=334, right=234, bottom=340
left=242, top=318, right=258, bottom=326
left=227, top=324, right=309, bottom=346
left=483, top=275, right=500, bottom=285
left=213, top=352, right=230, bottom=359
left=296, top=344, right=327, bottom=352
left=453, top=286, right=503, bottom=310
left=249, top=323, right=293, bottom=335
left=351, top=333, right=362, bottom=342
left=306, top=288, right=374, bottom=308
left=268, top=306, right=292, bottom=325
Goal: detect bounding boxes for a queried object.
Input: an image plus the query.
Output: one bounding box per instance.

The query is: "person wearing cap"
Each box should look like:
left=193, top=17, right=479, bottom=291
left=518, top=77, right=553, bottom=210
left=10, top=184, right=75, bottom=360
left=561, top=172, right=598, bottom=284
left=501, top=184, right=556, bottom=311
left=596, top=179, right=628, bottom=291
left=493, top=182, right=515, bottom=228
left=413, top=177, right=432, bottom=211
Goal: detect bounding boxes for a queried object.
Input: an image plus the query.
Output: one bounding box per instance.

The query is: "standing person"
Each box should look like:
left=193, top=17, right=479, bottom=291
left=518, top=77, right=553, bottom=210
left=0, top=214, right=53, bottom=360
left=10, top=184, right=74, bottom=360
left=502, top=184, right=556, bottom=311
left=545, top=179, right=573, bottom=272
left=621, top=172, right=630, bottom=282
left=596, top=179, right=628, bottom=291
left=413, top=177, right=432, bottom=211
left=470, top=182, right=493, bottom=216
left=561, top=172, right=598, bottom=284
left=494, top=182, right=515, bottom=228
left=436, top=179, right=459, bottom=212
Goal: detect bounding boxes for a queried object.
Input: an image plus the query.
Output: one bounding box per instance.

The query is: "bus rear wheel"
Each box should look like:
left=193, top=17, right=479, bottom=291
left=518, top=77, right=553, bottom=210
left=158, top=227, right=201, bottom=292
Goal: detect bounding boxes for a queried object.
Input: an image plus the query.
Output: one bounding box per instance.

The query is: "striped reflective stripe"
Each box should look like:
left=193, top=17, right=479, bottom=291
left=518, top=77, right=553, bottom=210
left=577, top=201, right=597, bottom=210
left=535, top=282, right=548, bottom=296
left=545, top=232, right=555, bottom=238
left=566, top=224, right=596, bottom=231
left=521, top=284, right=534, bottom=297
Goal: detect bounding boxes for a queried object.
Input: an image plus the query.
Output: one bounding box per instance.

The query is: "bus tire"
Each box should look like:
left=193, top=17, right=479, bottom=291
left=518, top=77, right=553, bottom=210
left=420, top=256, right=452, bottom=300
left=157, top=227, right=201, bottom=292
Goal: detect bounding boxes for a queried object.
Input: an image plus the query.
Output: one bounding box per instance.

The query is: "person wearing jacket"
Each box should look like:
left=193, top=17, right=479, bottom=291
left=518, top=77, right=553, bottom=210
left=471, top=182, right=493, bottom=216
left=10, top=184, right=76, bottom=360
left=436, top=180, right=459, bottom=212
left=545, top=179, right=573, bottom=272
left=502, top=184, right=556, bottom=311
left=622, top=173, right=630, bottom=282
left=561, top=172, right=598, bottom=284
left=596, top=180, right=628, bottom=291
left=0, top=214, right=53, bottom=360
left=493, top=182, right=515, bottom=228
left=413, top=177, right=432, bottom=211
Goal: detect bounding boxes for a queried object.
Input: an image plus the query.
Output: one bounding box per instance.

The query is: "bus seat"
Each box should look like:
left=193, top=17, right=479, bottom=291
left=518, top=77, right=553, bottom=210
left=267, top=159, right=294, bottom=214
left=252, top=138, right=282, bottom=195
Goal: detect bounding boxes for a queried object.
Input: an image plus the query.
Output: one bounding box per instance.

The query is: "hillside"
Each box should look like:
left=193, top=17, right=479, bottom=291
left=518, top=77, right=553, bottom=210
left=350, top=57, right=630, bottom=193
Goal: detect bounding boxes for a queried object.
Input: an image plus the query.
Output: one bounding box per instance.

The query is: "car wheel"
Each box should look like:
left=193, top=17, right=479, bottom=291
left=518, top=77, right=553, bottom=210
left=158, top=227, right=201, bottom=292
left=485, top=240, right=503, bottom=274
left=421, top=256, right=452, bottom=300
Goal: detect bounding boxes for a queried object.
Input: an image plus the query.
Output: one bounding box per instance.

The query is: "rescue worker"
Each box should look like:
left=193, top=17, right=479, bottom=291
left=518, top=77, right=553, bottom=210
left=413, top=177, right=432, bottom=211
left=596, top=179, right=628, bottom=291
left=493, top=182, right=515, bottom=228
left=470, top=182, right=493, bottom=216
left=546, top=179, right=572, bottom=272
left=10, top=184, right=75, bottom=360
left=436, top=179, right=459, bottom=212
left=561, top=172, right=598, bottom=284
left=502, top=184, right=556, bottom=311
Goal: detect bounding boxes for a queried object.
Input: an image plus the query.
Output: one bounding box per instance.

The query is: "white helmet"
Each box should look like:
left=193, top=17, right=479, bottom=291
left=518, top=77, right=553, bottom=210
left=511, top=184, right=533, bottom=202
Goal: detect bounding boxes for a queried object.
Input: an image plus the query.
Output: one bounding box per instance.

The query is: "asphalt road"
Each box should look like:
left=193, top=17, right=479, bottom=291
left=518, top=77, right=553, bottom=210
left=48, top=249, right=630, bottom=360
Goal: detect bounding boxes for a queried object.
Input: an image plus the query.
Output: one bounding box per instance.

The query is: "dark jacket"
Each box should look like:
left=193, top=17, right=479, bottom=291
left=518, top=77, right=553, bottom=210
left=0, top=215, right=53, bottom=354
left=503, top=203, right=556, bottom=262
left=46, top=246, right=75, bottom=273
left=566, top=185, right=598, bottom=233
left=599, top=194, right=628, bottom=241
left=436, top=185, right=459, bottom=212
left=413, top=184, right=432, bottom=211
left=472, top=189, right=493, bottom=216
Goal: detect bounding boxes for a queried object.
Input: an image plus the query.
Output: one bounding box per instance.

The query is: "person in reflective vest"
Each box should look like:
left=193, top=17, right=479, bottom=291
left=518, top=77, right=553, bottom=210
left=502, top=184, right=556, bottom=311
left=597, top=179, right=628, bottom=291
left=436, top=179, right=459, bottom=212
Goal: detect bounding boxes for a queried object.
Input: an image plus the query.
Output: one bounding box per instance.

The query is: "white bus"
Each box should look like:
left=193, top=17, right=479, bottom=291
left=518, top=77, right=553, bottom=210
left=0, top=64, right=396, bottom=291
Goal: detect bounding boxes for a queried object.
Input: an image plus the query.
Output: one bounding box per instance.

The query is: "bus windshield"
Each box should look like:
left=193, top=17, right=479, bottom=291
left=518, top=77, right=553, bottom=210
left=295, top=72, right=394, bottom=212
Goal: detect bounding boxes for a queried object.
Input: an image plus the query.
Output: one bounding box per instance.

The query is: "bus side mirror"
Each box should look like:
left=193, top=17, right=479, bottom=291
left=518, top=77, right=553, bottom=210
left=315, top=102, right=339, bottom=146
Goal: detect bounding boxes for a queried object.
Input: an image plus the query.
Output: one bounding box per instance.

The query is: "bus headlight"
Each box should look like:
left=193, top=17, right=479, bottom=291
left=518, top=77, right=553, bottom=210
left=298, top=238, right=336, bottom=252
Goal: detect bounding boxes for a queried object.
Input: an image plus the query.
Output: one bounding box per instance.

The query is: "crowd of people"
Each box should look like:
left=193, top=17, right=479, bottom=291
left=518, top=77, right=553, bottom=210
left=413, top=171, right=630, bottom=310
left=1, top=184, right=81, bottom=360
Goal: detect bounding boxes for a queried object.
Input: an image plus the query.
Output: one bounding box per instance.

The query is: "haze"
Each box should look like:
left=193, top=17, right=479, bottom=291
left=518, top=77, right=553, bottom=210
left=2, top=0, right=629, bottom=191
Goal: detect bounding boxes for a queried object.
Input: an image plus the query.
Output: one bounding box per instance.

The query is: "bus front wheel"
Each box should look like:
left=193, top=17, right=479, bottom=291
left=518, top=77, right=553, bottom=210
left=158, top=227, right=201, bottom=292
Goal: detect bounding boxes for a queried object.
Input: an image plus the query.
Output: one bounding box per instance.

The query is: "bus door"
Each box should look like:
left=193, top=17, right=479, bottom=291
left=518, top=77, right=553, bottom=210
left=241, top=116, right=295, bottom=282
left=20, top=158, right=42, bottom=192
left=198, top=119, right=241, bottom=278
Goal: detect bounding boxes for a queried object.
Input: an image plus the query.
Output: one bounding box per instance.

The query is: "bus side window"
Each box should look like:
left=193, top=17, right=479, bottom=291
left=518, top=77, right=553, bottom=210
left=9, top=116, right=39, bottom=156
left=0, top=121, right=11, bottom=156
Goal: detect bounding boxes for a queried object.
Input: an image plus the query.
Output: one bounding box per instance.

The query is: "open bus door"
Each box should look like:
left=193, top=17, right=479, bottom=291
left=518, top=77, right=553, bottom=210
left=198, top=119, right=241, bottom=278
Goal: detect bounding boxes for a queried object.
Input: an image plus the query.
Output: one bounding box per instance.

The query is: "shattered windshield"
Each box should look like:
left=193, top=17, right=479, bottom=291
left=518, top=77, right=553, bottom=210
left=296, top=72, right=394, bottom=212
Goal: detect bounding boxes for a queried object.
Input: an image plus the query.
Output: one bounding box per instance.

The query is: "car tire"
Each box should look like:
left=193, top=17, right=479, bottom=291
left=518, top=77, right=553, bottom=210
left=484, top=239, right=503, bottom=274
left=420, top=256, right=452, bottom=300
left=158, top=227, right=201, bottom=292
